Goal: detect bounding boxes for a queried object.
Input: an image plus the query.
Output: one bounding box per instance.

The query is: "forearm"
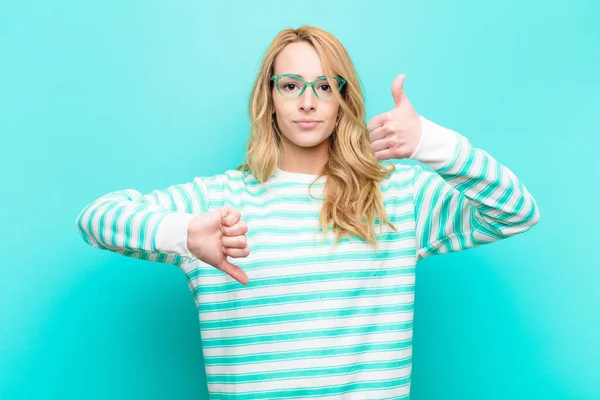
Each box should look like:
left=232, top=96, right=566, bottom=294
left=75, top=189, right=197, bottom=264
left=411, top=116, right=540, bottom=242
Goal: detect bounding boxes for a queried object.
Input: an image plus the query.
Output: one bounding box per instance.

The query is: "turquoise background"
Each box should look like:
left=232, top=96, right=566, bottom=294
left=1, top=0, right=598, bottom=399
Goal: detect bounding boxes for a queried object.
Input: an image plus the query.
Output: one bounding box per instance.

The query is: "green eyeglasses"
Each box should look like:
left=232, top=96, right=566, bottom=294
left=271, top=74, right=346, bottom=101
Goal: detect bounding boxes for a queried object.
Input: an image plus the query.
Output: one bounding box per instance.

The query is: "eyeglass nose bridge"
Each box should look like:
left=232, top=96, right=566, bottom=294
left=298, top=81, right=320, bottom=99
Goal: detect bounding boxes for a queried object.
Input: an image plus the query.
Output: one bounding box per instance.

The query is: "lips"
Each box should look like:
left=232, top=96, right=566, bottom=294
left=293, top=119, right=321, bottom=129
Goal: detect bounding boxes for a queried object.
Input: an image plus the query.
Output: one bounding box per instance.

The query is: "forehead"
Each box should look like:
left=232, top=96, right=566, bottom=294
left=273, top=41, right=324, bottom=80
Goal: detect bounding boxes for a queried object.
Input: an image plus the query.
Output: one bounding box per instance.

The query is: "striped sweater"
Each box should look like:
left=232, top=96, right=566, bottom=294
left=75, top=115, right=540, bottom=399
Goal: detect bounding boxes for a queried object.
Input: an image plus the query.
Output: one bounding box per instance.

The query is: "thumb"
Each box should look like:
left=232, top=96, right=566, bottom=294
left=391, top=73, right=406, bottom=107
left=220, top=206, right=233, bottom=226
left=221, top=206, right=241, bottom=228
left=219, top=259, right=249, bottom=285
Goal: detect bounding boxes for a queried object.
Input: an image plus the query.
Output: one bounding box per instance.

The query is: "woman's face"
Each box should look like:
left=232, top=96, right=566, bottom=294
left=271, top=41, right=340, bottom=150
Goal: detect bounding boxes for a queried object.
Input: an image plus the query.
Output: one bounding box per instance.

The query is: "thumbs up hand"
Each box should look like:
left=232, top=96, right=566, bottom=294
left=367, top=74, right=423, bottom=160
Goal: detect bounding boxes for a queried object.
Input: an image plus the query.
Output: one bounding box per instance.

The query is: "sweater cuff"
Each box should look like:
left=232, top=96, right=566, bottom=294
left=154, top=213, right=197, bottom=258
left=409, top=115, right=460, bottom=170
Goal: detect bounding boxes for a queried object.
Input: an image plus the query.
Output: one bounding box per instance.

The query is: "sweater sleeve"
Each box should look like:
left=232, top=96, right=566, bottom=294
left=409, top=115, right=540, bottom=263
left=75, top=176, right=216, bottom=267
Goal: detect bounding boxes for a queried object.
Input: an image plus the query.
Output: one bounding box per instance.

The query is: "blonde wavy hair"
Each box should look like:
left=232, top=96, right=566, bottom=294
left=237, top=25, right=397, bottom=246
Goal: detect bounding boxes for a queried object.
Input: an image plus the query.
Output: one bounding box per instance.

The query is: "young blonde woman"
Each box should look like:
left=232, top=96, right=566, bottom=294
left=76, top=26, right=540, bottom=399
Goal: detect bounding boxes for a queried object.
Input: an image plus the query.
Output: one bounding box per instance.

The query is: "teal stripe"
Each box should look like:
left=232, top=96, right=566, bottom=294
left=76, top=200, right=106, bottom=245
left=412, top=168, right=435, bottom=250
left=230, top=195, right=322, bottom=208
left=436, top=185, right=456, bottom=254
left=239, top=206, right=410, bottom=224
left=420, top=178, right=445, bottom=251
left=242, top=210, right=320, bottom=221
left=191, top=180, right=210, bottom=212
left=190, top=262, right=415, bottom=292
left=188, top=247, right=415, bottom=280
left=109, top=205, right=127, bottom=247
left=135, top=209, right=153, bottom=252
left=522, top=191, right=539, bottom=222
left=210, top=376, right=411, bottom=400
left=199, top=284, right=414, bottom=313
left=451, top=152, right=490, bottom=193
left=203, top=338, right=412, bottom=365
left=85, top=199, right=116, bottom=250
left=381, top=178, right=412, bottom=192
left=199, top=303, right=414, bottom=331
left=207, top=357, right=412, bottom=384
left=461, top=163, right=501, bottom=207
left=172, top=185, right=194, bottom=213
left=242, top=209, right=413, bottom=231
left=150, top=212, right=169, bottom=252
left=453, top=195, right=467, bottom=249
left=122, top=204, right=150, bottom=251
left=202, top=321, right=413, bottom=348
left=383, top=194, right=413, bottom=208
left=505, top=179, right=527, bottom=217
left=97, top=202, right=119, bottom=245
left=469, top=213, right=504, bottom=240
left=454, top=145, right=477, bottom=178
left=476, top=187, right=514, bottom=217
left=163, top=189, right=178, bottom=210
left=242, top=213, right=412, bottom=239
left=240, top=230, right=414, bottom=255
left=436, top=133, right=464, bottom=174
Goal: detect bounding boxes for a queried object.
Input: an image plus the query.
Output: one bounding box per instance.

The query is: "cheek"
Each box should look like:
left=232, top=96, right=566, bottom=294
left=325, top=104, right=340, bottom=125
left=272, top=96, right=290, bottom=119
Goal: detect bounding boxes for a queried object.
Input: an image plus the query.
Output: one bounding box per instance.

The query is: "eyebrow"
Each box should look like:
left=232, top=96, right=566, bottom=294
left=287, top=74, right=327, bottom=79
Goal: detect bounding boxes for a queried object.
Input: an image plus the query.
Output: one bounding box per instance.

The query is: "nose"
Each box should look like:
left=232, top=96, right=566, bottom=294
left=299, top=86, right=316, bottom=112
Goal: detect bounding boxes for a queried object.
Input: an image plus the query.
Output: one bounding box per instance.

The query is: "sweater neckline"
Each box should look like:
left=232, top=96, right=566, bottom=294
left=272, top=167, right=326, bottom=184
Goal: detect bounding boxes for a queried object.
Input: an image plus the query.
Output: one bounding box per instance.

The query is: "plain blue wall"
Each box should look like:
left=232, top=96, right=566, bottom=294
left=1, top=0, right=598, bottom=399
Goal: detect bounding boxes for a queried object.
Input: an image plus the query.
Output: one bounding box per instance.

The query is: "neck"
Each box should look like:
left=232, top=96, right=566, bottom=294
left=278, top=136, right=330, bottom=175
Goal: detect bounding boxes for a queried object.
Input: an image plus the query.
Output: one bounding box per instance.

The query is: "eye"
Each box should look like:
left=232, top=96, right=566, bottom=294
left=318, top=83, right=332, bottom=92
left=282, top=83, right=299, bottom=91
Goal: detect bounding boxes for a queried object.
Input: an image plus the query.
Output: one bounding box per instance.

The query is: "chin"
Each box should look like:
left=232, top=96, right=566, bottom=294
left=289, top=133, right=331, bottom=148
left=281, top=125, right=333, bottom=148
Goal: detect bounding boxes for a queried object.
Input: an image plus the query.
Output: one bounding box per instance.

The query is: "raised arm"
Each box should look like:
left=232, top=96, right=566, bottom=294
left=368, top=73, right=540, bottom=263
left=410, top=116, right=540, bottom=262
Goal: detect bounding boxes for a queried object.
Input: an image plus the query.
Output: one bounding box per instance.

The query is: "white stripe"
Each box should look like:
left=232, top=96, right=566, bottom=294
left=203, top=329, right=413, bottom=358
left=200, top=309, right=415, bottom=340
left=205, top=348, right=413, bottom=376
left=200, top=292, right=415, bottom=324
left=187, top=256, right=416, bottom=286
left=208, top=365, right=412, bottom=393
left=196, top=273, right=415, bottom=305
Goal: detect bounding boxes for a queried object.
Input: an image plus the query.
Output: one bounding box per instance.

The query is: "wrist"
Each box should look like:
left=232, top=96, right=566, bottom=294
left=155, top=212, right=197, bottom=258
left=409, top=115, right=460, bottom=170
